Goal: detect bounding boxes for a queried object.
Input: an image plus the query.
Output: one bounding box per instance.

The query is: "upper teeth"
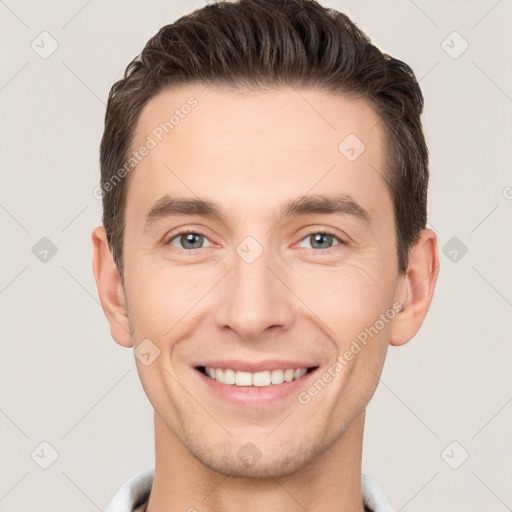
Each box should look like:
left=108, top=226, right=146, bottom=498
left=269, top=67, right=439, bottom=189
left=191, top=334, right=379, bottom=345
left=204, top=367, right=308, bottom=387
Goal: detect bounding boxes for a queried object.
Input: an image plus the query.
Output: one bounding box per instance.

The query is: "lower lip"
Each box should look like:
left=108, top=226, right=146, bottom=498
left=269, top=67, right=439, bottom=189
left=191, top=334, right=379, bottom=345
left=195, top=368, right=318, bottom=405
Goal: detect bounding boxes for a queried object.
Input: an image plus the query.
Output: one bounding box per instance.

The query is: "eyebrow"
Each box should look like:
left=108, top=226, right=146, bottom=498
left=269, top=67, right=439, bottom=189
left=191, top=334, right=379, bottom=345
left=143, top=193, right=371, bottom=231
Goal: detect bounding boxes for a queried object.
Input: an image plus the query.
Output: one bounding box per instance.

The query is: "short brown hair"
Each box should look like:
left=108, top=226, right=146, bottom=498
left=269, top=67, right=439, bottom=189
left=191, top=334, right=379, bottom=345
left=100, top=0, right=428, bottom=279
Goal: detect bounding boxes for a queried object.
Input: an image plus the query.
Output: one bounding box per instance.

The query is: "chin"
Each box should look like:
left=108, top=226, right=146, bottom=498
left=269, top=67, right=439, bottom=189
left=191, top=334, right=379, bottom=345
left=185, top=435, right=329, bottom=479
left=200, top=454, right=307, bottom=479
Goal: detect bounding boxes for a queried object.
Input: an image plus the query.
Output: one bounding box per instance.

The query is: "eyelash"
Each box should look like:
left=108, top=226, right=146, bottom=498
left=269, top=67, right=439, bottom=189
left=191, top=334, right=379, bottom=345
left=165, top=228, right=347, bottom=252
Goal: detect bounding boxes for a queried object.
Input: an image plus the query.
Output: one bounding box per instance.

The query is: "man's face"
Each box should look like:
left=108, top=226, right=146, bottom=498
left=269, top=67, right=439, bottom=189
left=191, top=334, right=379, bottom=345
left=121, top=84, right=404, bottom=477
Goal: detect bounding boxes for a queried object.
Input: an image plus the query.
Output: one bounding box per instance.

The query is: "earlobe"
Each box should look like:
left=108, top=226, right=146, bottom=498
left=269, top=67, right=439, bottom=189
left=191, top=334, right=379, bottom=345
left=390, top=228, right=440, bottom=347
left=91, top=226, right=133, bottom=348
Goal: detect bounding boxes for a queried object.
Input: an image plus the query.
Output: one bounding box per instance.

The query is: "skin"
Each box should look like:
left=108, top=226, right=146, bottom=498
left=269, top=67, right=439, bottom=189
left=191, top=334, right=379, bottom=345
left=92, top=84, right=439, bottom=512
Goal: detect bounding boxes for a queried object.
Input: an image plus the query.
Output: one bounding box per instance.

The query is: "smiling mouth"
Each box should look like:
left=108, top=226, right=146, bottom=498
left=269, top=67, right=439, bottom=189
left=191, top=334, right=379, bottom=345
left=196, top=366, right=318, bottom=387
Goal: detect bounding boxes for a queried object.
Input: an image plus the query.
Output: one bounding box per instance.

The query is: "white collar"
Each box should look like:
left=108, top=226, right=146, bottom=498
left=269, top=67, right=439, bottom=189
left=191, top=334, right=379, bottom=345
left=106, top=466, right=395, bottom=512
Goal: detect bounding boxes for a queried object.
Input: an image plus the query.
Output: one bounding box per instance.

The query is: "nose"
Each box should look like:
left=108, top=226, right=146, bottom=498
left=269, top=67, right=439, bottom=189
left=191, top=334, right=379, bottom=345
left=214, top=244, right=294, bottom=341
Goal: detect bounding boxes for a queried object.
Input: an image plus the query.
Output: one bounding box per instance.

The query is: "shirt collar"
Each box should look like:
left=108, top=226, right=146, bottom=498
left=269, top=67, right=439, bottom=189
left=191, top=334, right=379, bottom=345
left=106, top=466, right=395, bottom=512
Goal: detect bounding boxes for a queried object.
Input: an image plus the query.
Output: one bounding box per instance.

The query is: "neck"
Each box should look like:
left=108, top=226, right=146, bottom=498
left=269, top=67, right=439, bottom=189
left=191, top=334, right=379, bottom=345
left=146, top=411, right=366, bottom=512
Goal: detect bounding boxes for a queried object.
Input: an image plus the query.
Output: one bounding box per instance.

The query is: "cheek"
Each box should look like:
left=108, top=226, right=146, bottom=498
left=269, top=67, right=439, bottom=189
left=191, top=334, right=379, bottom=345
left=124, top=259, right=219, bottom=341
left=289, top=259, right=397, bottom=341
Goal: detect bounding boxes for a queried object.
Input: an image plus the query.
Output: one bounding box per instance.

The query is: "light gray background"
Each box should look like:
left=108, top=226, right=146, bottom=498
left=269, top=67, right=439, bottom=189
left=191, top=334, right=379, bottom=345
left=1, top=0, right=511, bottom=511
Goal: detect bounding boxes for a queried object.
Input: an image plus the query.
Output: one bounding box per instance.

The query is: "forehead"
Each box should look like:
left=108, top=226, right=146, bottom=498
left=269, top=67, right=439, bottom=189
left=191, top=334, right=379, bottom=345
left=126, top=84, right=388, bottom=217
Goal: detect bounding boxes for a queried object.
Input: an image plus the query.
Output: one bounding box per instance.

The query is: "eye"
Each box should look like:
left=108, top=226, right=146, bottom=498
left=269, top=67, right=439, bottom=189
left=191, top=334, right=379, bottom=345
left=166, top=229, right=346, bottom=251
left=296, top=231, right=345, bottom=250
left=167, top=231, right=214, bottom=250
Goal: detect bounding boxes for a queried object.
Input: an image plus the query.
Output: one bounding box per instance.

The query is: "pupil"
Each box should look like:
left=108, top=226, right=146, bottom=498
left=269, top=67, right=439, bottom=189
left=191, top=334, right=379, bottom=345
left=183, top=233, right=202, bottom=249
left=312, top=233, right=331, bottom=249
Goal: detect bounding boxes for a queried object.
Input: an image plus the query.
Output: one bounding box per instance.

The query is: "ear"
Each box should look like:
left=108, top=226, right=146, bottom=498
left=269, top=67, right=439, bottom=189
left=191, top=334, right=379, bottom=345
left=390, top=228, right=440, bottom=346
left=92, top=226, right=133, bottom=348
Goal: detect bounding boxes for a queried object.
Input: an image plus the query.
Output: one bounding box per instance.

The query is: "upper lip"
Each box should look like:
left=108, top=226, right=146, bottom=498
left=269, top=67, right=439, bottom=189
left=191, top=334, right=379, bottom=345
left=195, top=360, right=318, bottom=372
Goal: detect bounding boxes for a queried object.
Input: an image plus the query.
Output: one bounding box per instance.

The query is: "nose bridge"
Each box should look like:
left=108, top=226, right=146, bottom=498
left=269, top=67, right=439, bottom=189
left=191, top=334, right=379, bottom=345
left=214, top=238, right=293, bottom=339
